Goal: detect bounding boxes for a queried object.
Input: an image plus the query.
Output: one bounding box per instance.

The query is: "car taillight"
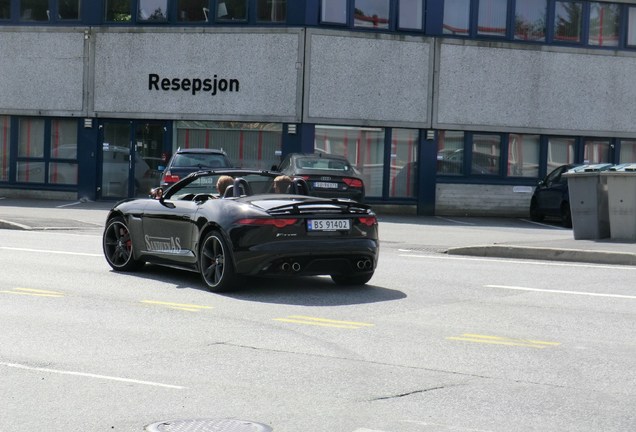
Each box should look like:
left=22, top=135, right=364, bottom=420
left=299, top=175, right=310, bottom=181
left=162, top=172, right=180, bottom=184
left=237, top=218, right=298, bottom=228
left=343, top=178, right=363, bottom=188
left=358, top=216, right=377, bottom=226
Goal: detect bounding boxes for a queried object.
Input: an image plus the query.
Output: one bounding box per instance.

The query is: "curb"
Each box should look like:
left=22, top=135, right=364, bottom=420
left=446, top=245, right=636, bottom=266
left=0, top=219, right=31, bottom=231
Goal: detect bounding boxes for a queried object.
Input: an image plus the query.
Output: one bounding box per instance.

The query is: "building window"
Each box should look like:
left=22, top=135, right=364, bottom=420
left=588, top=2, right=620, bottom=47
left=49, top=119, right=78, bottom=185
left=20, top=0, right=50, bottom=21
left=0, top=116, right=9, bottom=182
left=398, top=0, right=423, bottom=30
left=547, top=136, right=576, bottom=171
left=0, top=0, right=10, bottom=20
left=437, top=130, right=465, bottom=175
left=508, top=134, right=540, bottom=177
left=58, top=0, right=80, bottom=20
left=514, top=0, right=547, bottom=41
left=478, top=0, right=508, bottom=37
left=619, top=140, right=636, bottom=163
left=443, top=0, right=470, bottom=35
left=471, top=133, right=500, bottom=175
left=354, top=0, right=390, bottom=29
left=583, top=138, right=610, bottom=164
left=628, top=7, right=636, bottom=46
left=16, top=118, right=78, bottom=185
left=217, top=0, right=247, bottom=21
left=314, top=125, right=385, bottom=197
left=389, top=129, right=419, bottom=198
left=177, top=0, right=208, bottom=22
left=321, top=0, right=347, bottom=24
left=106, top=0, right=132, bottom=22
left=175, top=121, right=281, bottom=170
left=17, top=118, right=45, bottom=183
left=139, top=0, right=168, bottom=22
left=256, top=0, right=286, bottom=23
left=554, top=1, right=583, bottom=43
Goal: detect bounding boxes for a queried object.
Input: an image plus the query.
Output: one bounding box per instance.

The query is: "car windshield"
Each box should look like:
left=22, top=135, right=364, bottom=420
left=171, top=153, right=227, bottom=168
left=295, top=157, right=349, bottom=171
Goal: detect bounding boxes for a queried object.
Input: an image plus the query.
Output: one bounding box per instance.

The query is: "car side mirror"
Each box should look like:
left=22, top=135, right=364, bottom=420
left=270, top=164, right=278, bottom=171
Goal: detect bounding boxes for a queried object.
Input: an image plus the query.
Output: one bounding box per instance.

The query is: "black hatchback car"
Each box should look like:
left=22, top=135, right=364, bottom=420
left=272, top=153, right=365, bottom=201
left=529, top=164, right=581, bottom=227
left=160, top=148, right=233, bottom=188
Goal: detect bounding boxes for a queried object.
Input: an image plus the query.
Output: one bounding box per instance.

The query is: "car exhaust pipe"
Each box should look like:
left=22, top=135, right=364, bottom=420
left=291, top=262, right=301, bottom=272
left=357, top=259, right=372, bottom=270
left=281, top=262, right=291, bottom=272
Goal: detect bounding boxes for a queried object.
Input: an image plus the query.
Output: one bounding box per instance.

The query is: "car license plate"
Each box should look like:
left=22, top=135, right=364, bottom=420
left=313, top=181, right=338, bottom=189
left=307, top=219, right=350, bottom=231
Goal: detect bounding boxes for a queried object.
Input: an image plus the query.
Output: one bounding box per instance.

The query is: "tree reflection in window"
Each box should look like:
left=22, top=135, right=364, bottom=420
left=554, top=1, right=583, bottom=43
left=106, top=0, right=132, bottom=22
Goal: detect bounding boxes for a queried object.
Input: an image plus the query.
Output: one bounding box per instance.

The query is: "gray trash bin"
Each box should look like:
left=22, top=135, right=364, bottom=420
left=564, top=164, right=612, bottom=240
left=605, top=163, right=636, bottom=241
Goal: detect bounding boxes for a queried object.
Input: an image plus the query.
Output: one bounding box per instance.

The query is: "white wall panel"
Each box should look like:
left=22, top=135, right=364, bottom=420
left=0, top=29, right=85, bottom=115
left=305, top=30, right=432, bottom=128
left=92, top=28, right=303, bottom=121
left=436, top=41, right=636, bottom=135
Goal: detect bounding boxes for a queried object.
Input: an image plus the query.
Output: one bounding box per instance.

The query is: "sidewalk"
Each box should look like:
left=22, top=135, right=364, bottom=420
left=1, top=198, right=636, bottom=266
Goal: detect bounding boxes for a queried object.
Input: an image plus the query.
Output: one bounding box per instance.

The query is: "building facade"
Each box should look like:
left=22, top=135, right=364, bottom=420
left=1, top=0, right=636, bottom=216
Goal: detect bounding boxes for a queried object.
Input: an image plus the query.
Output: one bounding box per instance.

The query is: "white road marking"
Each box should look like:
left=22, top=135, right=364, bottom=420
left=486, top=285, right=636, bottom=299
left=56, top=201, right=84, bottom=208
left=399, top=253, right=636, bottom=271
left=434, top=216, right=475, bottom=225
left=519, top=218, right=569, bottom=230
left=0, top=361, right=185, bottom=389
left=0, top=246, right=101, bottom=257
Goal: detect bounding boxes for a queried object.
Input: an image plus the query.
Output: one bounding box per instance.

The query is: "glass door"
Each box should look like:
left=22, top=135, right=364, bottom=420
left=99, top=121, right=167, bottom=199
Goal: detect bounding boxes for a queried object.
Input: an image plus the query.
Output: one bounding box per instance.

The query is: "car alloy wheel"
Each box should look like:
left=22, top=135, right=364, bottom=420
left=200, top=230, right=236, bottom=292
left=103, top=217, right=144, bottom=271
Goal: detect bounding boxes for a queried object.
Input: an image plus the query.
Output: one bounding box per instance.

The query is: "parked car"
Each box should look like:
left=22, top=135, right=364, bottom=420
left=160, top=148, right=233, bottom=188
left=272, top=153, right=365, bottom=201
left=529, top=164, right=582, bottom=227
left=103, top=169, right=379, bottom=292
left=437, top=149, right=500, bottom=175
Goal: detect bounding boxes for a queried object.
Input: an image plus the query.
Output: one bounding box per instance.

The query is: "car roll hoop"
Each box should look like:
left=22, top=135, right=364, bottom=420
left=224, top=177, right=251, bottom=197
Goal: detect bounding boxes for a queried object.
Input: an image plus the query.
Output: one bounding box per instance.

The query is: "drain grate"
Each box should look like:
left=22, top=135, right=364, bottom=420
left=145, top=418, right=272, bottom=432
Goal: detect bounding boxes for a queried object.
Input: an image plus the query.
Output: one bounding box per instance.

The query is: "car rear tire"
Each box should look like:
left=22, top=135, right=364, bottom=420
left=200, top=230, right=236, bottom=292
left=331, top=273, right=373, bottom=286
left=561, top=203, right=572, bottom=228
left=103, top=217, right=144, bottom=271
left=529, top=198, right=544, bottom=222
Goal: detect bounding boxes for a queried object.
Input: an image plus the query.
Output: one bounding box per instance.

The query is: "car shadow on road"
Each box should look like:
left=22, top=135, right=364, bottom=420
left=130, top=265, right=405, bottom=306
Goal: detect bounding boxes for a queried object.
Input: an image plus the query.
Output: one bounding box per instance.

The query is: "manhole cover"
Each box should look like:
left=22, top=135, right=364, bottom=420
left=145, top=418, right=272, bottom=432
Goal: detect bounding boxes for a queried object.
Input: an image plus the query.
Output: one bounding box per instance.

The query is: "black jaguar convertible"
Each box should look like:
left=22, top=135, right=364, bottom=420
left=102, top=169, right=379, bottom=292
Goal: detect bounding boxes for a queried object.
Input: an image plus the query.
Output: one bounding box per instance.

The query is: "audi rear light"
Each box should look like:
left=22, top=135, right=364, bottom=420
left=343, top=178, right=363, bottom=188
left=358, top=216, right=377, bottom=226
left=237, top=218, right=298, bottom=228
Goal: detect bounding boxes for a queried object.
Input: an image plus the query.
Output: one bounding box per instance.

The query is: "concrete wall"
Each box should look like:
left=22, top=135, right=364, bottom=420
left=436, top=40, right=636, bottom=137
left=0, top=27, right=85, bottom=116
left=436, top=183, right=534, bottom=217
left=304, top=29, right=432, bottom=128
left=92, top=28, right=304, bottom=122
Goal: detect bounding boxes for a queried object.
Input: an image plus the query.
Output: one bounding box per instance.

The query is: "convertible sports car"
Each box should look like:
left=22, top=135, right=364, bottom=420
left=102, top=169, right=379, bottom=292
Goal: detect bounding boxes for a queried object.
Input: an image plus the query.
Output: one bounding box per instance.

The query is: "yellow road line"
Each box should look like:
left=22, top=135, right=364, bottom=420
left=140, top=300, right=213, bottom=312
left=274, top=315, right=374, bottom=329
left=0, top=288, right=64, bottom=297
left=447, top=333, right=560, bottom=349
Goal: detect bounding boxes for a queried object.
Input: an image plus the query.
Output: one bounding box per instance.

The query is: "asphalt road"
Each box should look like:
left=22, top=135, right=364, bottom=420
left=0, top=219, right=634, bottom=432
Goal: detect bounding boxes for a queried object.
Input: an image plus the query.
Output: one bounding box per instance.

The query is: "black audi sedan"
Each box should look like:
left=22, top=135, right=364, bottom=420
left=272, top=153, right=365, bottom=201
